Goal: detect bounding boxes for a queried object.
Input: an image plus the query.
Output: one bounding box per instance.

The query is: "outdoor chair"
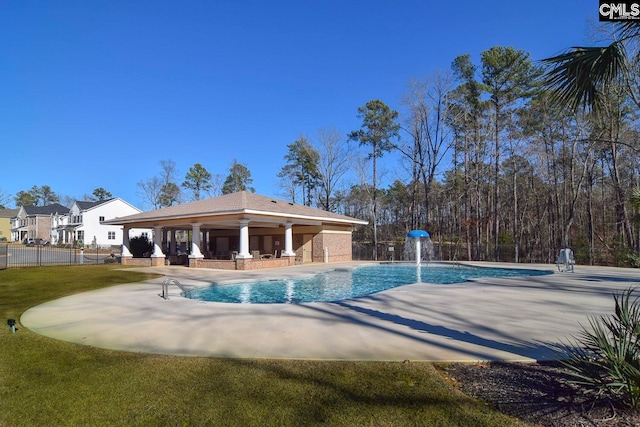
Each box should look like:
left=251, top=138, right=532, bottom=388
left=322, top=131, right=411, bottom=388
left=556, top=248, right=575, bottom=272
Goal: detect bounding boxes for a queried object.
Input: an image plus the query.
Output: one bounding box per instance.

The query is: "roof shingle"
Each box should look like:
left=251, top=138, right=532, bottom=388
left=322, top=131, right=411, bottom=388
left=106, top=191, right=366, bottom=225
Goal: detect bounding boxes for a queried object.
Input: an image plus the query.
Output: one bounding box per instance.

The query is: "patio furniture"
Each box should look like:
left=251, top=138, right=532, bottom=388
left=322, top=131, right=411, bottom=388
left=556, top=248, right=575, bottom=272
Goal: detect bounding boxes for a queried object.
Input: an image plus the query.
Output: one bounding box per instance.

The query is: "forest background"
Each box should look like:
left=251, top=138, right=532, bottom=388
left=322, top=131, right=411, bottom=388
left=4, top=22, right=640, bottom=267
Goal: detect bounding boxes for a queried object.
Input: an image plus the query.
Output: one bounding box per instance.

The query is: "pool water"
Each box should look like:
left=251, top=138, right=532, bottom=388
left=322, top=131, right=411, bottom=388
left=188, top=263, right=552, bottom=304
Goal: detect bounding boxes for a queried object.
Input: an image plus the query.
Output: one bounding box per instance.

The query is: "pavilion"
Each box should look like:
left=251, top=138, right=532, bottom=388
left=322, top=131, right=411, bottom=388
left=102, top=191, right=368, bottom=270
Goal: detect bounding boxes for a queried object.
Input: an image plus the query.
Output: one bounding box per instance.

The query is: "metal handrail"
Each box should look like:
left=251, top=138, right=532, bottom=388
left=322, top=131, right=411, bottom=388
left=160, top=278, right=192, bottom=300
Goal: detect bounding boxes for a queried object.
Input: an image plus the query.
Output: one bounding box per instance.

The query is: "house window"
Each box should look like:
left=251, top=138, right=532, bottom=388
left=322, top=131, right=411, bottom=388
left=141, top=232, right=149, bottom=239
left=108, top=231, right=116, bottom=240
left=99, top=216, right=105, bottom=222
left=77, top=231, right=84, bottom=243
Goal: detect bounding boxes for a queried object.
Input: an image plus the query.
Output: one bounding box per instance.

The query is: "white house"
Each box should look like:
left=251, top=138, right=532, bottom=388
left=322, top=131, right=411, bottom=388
left=56, top=198, right=150, bottom=247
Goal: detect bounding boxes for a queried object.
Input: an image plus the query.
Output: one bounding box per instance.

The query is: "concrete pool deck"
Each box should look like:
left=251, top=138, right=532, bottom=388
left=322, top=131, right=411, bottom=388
left=20, top=262, right=640, bottom=362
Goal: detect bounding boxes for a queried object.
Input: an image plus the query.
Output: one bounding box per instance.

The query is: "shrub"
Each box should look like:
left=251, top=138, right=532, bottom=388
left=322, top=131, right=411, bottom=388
left=560, top=287, right=640, bottom=407
left=572, top=236, right=590, bottom=264
left=129, top=235, right=153, bottom=258
left=627, top=253, right=640, bottom=268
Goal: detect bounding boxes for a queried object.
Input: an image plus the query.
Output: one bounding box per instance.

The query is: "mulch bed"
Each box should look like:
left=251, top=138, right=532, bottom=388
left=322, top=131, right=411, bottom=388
left=442, top=362, right=640, bottom=426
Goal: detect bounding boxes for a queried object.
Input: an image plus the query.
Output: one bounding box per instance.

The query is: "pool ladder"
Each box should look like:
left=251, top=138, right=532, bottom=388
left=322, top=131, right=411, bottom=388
left=160, top=278, right=192, bottom=300
left=452, top=255, right=461, bottom=268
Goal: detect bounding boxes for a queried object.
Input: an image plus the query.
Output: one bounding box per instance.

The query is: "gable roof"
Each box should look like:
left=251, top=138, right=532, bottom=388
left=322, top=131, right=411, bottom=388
left=76, top=200, right=108, bottom=211
left=103, top=191, right=367, bottom=227
left=0, top=208, right=19, bottom=218
left=22, top=203, right=70, bottom=216
left=72, top=198, right=141, bottom=214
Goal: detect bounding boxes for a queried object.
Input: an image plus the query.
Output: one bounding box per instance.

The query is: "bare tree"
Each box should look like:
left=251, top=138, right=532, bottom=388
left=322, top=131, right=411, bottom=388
left=0, top=187, right=10, bottom=208
left=277, top=174, right=299, bottom=203
left=208, top=174, right=224, bottom=198
left=398, top=72, right=455, bottom=228
left=137, top=159, right=182, bottom=209
left=137, top=176, right=164, bottom=210
left=315, top=127, right=352, bottom=212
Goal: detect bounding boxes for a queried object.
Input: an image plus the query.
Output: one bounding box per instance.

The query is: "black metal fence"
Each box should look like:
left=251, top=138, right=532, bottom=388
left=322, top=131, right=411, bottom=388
left=0, top=244, right=7, bottom=270
left=0, top=243, right=120, bottom=269
left=352, top=241, right=634, bottom=267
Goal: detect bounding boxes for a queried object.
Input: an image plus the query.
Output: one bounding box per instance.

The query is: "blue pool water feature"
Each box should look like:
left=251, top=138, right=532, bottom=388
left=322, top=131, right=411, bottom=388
left=405, top=229, right=432, bottom=266
left=188, top=263, right=552, bottom=304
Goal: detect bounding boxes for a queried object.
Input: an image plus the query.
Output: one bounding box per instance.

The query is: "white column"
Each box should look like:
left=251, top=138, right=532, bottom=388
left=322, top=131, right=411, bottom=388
left=121, top=226, right=132, bottom=257
left=237, top=219, right=252, bottom=259
left=151, top=226, right=164, bottom=258
left=189, top=223, right=204, bottom=258
left=282, top=222, right=295, bottom=257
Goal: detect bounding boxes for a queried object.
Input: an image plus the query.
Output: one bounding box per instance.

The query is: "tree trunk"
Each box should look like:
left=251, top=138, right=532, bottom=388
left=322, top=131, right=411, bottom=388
left=493, top=114, right=500, bottom=261
left=372, top=151, right=378, bottom=261
left=512, top=163, right=519, bottom=263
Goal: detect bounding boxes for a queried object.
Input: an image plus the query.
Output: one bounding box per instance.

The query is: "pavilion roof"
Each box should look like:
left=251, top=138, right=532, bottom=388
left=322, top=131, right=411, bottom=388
left=103, top=191, right=367, bottom=227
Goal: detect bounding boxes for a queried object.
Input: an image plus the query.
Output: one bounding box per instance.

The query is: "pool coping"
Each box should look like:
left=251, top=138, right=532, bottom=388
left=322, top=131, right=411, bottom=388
left=20, top=261, right=640, bottom=362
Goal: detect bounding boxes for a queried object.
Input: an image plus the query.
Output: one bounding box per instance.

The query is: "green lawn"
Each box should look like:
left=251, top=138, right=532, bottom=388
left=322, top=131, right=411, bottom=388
left=0, top=265, right=528, bottom=426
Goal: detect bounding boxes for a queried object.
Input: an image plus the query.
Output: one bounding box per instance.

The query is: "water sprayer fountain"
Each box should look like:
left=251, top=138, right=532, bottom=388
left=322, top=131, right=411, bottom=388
left=404, top=230, right=433, bottom=267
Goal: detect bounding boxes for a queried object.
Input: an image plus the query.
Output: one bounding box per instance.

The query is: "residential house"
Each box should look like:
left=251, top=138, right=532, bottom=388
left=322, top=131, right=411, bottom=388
left=56, top=198, right=149, bottom=247
left=0, top=208, right=19, bottom=242
left=11, top=203, right=70, bottom=243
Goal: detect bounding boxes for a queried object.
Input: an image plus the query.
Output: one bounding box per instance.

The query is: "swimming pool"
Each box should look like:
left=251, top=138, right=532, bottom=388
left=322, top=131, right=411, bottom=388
left=188, top=263, right=552, bottom=304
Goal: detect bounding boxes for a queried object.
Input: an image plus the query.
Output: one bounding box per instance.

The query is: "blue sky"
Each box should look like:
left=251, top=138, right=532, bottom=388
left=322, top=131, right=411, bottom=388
left=1, top=0, right=597, bottom=209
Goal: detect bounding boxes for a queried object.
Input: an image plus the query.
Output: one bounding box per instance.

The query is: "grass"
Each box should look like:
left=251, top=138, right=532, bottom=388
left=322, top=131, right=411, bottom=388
left=0, top=265, right=528, bottom=426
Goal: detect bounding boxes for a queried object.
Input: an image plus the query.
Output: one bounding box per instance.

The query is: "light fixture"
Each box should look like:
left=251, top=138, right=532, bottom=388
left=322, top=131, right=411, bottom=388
left=7, top=318, right=16, bottom=333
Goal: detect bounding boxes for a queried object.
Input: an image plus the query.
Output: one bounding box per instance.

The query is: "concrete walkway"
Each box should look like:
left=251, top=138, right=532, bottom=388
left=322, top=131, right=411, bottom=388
left=20, top=262, right=640, bottom=362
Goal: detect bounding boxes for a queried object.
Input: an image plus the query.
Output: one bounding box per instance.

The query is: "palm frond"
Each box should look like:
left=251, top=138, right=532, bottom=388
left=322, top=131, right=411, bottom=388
left=542, top=42, right=628, bottom=111
left=617, top=21, right=640, bottom=42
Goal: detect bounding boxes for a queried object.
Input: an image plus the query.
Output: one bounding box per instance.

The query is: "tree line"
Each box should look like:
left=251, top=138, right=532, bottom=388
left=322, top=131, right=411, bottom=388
left=136, top=158, right=255, bottom=210
left=3, top=159, right=257, bottom=211
left=5, top=23, right=639, bottom=266
left=277, top=25, right=640, bottom=267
